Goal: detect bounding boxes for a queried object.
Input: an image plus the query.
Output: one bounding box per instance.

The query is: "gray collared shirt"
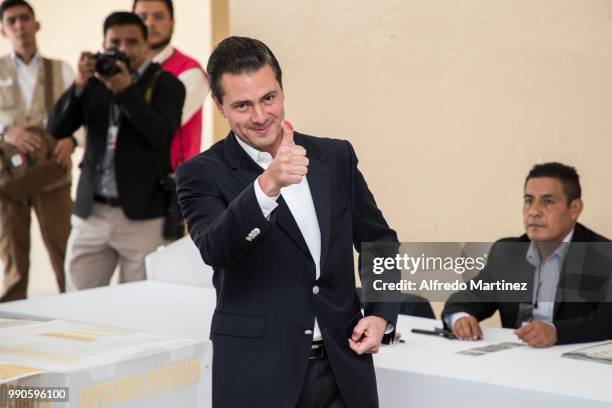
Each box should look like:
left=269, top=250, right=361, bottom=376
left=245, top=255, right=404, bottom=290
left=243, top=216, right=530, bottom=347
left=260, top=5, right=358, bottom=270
left=95, top=60, right=151, bottom=198
left=526, top=229, right=574, bottom=322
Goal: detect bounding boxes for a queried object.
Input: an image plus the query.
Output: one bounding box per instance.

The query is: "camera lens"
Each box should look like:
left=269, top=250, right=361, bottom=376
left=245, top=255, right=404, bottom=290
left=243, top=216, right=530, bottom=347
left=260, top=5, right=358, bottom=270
left=95, top=56, right=117, bottom=77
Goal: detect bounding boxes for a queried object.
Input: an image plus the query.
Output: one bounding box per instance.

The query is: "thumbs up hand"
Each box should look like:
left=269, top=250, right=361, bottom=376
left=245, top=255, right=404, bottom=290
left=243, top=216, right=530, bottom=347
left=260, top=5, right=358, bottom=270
left=280, top=120, right=295, bottom=146
left=258, top=120, right=309, bottom=197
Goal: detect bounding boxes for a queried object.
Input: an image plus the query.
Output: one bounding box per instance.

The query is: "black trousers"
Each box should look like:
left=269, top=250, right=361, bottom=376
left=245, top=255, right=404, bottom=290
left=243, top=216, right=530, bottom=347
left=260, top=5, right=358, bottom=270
left=295, top=356, right=347, bottom=408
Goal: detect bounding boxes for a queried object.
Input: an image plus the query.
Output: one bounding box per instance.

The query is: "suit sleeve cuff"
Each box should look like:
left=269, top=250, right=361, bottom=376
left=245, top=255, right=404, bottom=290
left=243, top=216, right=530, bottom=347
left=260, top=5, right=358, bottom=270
left=254, top=177, right=279, bottom=219
left=542, top=320, right=556, bottom=333
left=445, top=312, right=471, bottom=330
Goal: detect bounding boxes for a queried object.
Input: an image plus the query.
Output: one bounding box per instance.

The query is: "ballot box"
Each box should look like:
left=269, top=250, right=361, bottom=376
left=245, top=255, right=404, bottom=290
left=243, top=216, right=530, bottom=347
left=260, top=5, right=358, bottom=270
left=0, top=316, right=212, bottom=408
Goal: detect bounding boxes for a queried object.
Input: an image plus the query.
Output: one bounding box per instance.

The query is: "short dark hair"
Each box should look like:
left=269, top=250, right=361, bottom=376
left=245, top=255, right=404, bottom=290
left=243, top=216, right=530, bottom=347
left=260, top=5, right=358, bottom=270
left=207, top=36, right=283, bottom=103
left=103, top=11, right=148, bottom=40
left=0, top=0, right=34, bottom=21
left=132, top=0, right=174, bottom=19
left=525, top=162, right=581, bottom=204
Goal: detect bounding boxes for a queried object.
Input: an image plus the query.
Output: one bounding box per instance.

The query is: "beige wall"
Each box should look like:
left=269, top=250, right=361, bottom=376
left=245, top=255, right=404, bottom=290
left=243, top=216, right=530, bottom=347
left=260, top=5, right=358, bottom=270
left=229, top=0, right=612, bottom=244
left=0, top=0, right=212, bottom=297
left=5, top=1, right=612, bottom=305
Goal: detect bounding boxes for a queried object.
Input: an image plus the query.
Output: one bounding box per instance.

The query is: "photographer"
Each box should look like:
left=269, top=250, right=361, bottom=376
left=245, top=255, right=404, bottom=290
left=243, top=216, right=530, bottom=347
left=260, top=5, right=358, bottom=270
left=0, top=0, right=76, bottom=301
left=48, top=11, right=185, bottom=290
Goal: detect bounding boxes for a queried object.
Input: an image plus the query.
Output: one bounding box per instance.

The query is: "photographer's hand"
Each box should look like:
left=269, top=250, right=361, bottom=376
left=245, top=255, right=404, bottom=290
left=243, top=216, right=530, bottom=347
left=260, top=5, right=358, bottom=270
left=96, top=61, right=132, bottom=95
left=3, top=126, right=41, bottom=153
left=75, top=52, right=95, bottom=94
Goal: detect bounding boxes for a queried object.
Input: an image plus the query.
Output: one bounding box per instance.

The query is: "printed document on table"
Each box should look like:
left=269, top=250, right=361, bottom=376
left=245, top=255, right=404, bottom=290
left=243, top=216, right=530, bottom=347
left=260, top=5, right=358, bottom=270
left=0, top=319, right=199, bottom=382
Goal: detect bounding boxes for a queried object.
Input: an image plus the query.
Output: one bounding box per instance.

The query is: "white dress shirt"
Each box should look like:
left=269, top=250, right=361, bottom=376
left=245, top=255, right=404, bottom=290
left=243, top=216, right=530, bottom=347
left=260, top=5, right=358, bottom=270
left=0, top=51, right=82, bottom=145
left=445, top=229, right=575, bottom=330
left=10, top=51, right=74, bottom=111
left=235, top=136, right=325, bottom=341
left=526, top=229, right=573, bottom=323
left=152, top=45, right=209, bottom=126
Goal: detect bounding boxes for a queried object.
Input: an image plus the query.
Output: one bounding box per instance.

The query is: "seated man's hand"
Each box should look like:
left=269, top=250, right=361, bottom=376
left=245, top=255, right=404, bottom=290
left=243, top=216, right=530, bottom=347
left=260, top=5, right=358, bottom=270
left=453, top=315, right=483, bottom=341
left=513, top=321, right=557, bottom=348
left=348, top=316, right=387, bottom=355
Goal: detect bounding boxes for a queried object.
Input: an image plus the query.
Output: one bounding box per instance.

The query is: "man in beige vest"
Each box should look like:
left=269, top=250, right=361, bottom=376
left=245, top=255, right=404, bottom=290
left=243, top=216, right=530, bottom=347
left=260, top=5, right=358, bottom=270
left=0, top=0, right=76, bottom=301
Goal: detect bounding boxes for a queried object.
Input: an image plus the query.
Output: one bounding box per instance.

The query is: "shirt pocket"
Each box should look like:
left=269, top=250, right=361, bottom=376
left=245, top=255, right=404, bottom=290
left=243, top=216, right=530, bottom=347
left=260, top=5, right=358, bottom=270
left=0, top=77, right=16, bottom=109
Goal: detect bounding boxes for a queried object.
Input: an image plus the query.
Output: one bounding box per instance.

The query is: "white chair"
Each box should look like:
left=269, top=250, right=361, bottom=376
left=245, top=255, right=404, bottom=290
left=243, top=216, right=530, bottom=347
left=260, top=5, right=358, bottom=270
left=145, top=236, right=214, bottom=287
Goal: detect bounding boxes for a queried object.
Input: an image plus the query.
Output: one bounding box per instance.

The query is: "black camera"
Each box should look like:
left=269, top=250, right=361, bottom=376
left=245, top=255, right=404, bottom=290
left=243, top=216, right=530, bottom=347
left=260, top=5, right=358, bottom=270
left=92, top=49, right=130, bottom=77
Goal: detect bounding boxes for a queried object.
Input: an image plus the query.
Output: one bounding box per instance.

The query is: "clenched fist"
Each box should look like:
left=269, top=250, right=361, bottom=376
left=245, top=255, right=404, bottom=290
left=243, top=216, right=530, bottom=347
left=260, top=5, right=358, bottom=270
left=258, top=120, right=309, bottom=197
left=452, top=315, right=483, bottom=341
left=514, top=321, right=557, bottom=348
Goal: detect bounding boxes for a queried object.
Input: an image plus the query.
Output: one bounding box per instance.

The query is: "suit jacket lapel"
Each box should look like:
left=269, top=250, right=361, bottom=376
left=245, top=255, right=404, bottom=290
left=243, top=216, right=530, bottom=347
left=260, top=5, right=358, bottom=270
left=224, top=132, right=264, bottom=188
left=223, top=132, right=313, bottom=260
left=554, top=227, right=588, bottom=317
left=306, top=153, right=330, bottom=272
left=274, top=133, right=330, bottom=263
left=273, top=196, right=312, bottom=260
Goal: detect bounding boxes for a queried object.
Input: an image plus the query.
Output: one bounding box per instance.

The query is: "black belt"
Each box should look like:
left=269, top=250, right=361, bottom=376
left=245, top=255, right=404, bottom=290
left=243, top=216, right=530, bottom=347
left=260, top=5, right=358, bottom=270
left=309, top=341, right=326, bottom=360
left=94, top=195, right=120, bottom=207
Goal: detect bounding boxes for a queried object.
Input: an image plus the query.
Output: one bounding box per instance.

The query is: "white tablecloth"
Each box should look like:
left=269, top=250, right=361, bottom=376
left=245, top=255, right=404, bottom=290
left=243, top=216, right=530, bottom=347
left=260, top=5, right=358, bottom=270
left=1, top=282, right=610, bottom=407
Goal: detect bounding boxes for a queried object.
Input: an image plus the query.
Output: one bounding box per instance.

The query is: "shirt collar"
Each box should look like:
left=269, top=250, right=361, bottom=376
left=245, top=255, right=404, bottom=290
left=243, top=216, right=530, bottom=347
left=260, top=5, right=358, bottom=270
left=234, top=133, right=273, bottom=169
left=152, top=44, right=174, bottom=64
left=131, top=59, right=151, bottom=82
left=10, top=50, right=41, bottom=66
left=526, top=228, right=574, bottom=266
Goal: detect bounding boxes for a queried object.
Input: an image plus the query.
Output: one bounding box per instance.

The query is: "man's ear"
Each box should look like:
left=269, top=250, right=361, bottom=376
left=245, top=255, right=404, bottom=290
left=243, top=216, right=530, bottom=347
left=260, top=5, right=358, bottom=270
left=212, top=96, right=225, bottom=117
left=34, top=20, right=40, bottom=33
left=0, top=26, right=5, bottom=39
left=570, top=198, right=583, bottom=221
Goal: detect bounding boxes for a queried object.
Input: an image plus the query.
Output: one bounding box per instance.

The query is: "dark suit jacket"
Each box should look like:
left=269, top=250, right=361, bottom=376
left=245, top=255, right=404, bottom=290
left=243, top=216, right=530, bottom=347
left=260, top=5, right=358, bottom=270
left=176, top=132, right=400, bottom=408
left=47, top=63, right=185, bottom=220
left=443, top=223, right=612, bottom=344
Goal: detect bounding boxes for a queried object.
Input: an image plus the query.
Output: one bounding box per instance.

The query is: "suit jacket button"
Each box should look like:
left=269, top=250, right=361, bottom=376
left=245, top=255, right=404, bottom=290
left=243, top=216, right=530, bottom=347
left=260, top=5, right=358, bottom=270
left=304, top=329, right=313, bottom=335
left=312, top=285, right=319, bottom=295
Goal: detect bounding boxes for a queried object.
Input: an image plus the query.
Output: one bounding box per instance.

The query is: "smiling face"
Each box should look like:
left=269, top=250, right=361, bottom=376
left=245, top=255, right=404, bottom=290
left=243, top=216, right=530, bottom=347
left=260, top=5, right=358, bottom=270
left=214, top=64, right=285, bottom=155
left=523, top=177, right=582, bottom=242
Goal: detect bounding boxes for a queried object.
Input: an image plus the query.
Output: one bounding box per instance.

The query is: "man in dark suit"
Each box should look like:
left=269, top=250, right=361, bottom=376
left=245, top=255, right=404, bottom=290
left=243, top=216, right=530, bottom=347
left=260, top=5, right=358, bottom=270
left=176, top=37, right=400, bottom=407
left=443, top=162, right=612, bottom=347
left=47, top=12, right=185, bottom=289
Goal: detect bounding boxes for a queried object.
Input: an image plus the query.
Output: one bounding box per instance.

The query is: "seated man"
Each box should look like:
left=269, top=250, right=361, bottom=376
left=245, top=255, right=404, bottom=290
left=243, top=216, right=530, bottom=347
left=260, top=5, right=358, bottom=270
left=443, top=162, right=612, bottom=348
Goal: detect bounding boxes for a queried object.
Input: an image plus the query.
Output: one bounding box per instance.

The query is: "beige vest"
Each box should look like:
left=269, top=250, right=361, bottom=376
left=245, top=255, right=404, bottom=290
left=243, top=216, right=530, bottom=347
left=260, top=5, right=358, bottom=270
left=0, top=54, right=70, bottom=188
left=0, top=54, right=65, bottom=126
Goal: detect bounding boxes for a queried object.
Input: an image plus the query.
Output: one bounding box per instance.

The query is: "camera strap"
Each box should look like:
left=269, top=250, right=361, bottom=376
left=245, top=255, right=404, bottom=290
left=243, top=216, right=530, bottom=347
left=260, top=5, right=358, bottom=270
left=144, top=68, right=163, bottom=105
left=42, top=58, right=54, bottom=113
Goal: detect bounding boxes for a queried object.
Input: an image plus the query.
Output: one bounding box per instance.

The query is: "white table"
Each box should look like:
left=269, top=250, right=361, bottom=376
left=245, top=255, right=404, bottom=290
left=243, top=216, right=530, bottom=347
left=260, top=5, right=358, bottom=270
left=0, top=282, right=216, bottom=340
left=1, top=282, right=610, bottom=407
left=376, top=315, right=612, bottom=407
